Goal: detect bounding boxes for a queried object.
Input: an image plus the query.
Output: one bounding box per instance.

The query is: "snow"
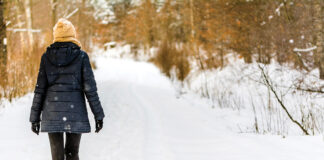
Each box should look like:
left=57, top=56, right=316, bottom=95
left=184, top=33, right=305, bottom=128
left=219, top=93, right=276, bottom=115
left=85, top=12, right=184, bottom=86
left=186, top=54, right=324, bottom=135
left=64, top=8, right=79, bottom=19
left=275, top=3, right=284, bottom=16
left=293, top=46, right=317, bottom=52
left=260, top=21, right=266, bottom=26
left=6, top=28, right=41, bottom=33
left=1, top=53, right=324, bottom=159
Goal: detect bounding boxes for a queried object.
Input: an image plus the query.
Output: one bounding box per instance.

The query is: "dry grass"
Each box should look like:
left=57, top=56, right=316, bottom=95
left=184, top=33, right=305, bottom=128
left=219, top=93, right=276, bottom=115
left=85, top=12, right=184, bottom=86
left=0, top=37, right=46, bottom=101
left=152, top=41, right=190, bottom=81
left=152, top=41, right=174, bottom=77
left=173, top=49, right=190, bottom=81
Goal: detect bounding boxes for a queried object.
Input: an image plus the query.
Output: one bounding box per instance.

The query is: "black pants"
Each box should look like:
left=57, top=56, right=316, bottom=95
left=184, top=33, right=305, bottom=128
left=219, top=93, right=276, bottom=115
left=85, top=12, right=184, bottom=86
left=48, top=132, right=82, bottom=160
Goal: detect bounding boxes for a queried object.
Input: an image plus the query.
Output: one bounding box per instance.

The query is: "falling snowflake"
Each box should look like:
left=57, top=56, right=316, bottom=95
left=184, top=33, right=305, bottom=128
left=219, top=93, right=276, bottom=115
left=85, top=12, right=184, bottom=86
left=260, top=21, right=266, bottom=26
left=84, top=84, right=91, bottom=91
left=64, top=124, right=71, bottom=130
left=63, top=117, right=67, bottom=121
left=268, top=15, right=273, bottom=20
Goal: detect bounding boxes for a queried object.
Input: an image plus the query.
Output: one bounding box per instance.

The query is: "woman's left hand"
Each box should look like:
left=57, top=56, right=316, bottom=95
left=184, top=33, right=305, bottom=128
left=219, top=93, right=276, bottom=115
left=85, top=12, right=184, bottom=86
left=31, top=122, right=40, bottom=135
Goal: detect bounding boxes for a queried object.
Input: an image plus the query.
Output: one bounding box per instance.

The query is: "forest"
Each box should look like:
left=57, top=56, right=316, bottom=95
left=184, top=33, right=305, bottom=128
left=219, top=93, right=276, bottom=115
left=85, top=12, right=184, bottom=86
left=0, top=0, right=323, bottom=135
left=0, top=0, right=324, bottom=159
left=0, top=0, right=323, bottom=100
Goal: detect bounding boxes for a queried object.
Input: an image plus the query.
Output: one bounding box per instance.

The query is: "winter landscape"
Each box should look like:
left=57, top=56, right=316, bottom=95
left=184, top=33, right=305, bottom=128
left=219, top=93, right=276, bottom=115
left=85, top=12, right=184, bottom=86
left=1, top=47, right=324, bottom=160
left=0, top=0, right=324, bottom=160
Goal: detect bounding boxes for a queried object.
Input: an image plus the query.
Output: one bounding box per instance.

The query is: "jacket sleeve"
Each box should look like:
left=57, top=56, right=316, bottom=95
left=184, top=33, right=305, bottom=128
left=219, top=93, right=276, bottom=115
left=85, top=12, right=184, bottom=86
left=81, top=52, right=105, bottom=120
left=29, top=54, right=48, bottom=123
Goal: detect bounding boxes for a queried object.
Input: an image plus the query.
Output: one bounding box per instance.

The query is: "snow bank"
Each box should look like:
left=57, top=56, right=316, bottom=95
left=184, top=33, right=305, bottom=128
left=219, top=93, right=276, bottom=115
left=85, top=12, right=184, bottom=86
left=93, top=43, right=157, bottom=61
left=92, top=44, right=324, bottom=136
left=186, top=55, right=324, bottom=135
left=1, top=50, right=324, bottom=160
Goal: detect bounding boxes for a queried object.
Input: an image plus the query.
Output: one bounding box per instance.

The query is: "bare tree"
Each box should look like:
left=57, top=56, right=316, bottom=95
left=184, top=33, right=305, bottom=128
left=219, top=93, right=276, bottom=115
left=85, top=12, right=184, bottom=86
left=51, top=0, right=57, bottom=30
left=24, top=0, right=33, bottom=51
left=258, top=64, right=310, bottom=135
left=314, top=0, right=324, bottom=79
left=15, top=0, right=26, bottom=51
left=0, top=0, right=7, bottom=84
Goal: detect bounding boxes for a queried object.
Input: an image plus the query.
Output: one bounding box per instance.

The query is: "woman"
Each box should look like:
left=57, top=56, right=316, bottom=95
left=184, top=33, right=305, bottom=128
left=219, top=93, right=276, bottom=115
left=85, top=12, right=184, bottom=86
left=29, top=18, right=105, bottom=160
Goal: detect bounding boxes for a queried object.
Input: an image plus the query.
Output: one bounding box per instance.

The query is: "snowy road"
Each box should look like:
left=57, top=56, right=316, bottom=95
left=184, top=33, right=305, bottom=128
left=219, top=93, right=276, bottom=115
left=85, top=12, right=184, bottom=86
left=1, top=56, right=324, bottom=160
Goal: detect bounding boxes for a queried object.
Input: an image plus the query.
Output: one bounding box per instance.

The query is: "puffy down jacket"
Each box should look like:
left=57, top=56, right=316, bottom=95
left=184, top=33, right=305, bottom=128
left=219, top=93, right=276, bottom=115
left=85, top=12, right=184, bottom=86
left=29, top=42, right=105, bottom=133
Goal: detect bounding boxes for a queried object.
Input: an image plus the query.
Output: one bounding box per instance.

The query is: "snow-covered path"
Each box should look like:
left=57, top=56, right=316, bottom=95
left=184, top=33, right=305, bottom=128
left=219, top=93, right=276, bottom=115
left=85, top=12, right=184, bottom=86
left=1, top=56, right=324, bottom=160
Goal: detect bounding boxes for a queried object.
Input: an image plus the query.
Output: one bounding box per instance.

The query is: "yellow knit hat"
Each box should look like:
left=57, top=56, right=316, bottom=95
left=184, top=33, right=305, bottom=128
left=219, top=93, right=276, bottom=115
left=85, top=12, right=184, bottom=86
left=53, top=18, right=81, bottom=47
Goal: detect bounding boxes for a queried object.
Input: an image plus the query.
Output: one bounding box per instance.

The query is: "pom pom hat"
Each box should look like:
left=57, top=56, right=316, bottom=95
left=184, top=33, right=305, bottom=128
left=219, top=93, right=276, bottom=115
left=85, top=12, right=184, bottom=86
left=53, top=18, right=81, bottom=47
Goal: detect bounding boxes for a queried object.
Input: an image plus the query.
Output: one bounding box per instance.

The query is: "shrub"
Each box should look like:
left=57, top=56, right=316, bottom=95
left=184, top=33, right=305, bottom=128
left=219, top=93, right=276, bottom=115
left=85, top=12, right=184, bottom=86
left=152, top=40, right=190, bottom=81
left=0, top=39, right=45, bottom=101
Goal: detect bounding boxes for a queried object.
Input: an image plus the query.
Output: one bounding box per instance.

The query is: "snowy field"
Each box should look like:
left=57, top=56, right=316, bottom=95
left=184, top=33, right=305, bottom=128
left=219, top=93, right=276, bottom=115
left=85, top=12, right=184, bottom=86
left=1, top=53, right=324, bottom=160
left=187, top=56, right=324, bottom=135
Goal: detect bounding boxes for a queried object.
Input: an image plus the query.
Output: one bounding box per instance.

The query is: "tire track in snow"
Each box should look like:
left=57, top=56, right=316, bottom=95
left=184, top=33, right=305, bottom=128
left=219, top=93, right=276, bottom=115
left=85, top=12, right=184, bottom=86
left=130, top=84, right=176, bottom=160
left=81, top=81, right=147, bottom=160
left=2, top=57, right=324, bottom=160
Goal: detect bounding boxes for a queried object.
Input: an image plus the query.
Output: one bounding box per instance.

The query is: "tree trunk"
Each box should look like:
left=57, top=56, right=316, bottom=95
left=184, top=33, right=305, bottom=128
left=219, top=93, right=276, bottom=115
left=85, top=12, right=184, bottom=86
left=220, top=45, right=224, bottom=68
left=51, top=0, right=57, bottom=30
left=315, top=0, right=324, bottom=79
left=24, top=0, right=33, bottom=52
left=0, top=0, right=7, bottom=84
left=189, top=0, right=194, bottom=42
left=50, top=0, right=57, bottom=43
left=78, top=0, right=86, bottom=50
left=15, top=0, right=26, bottom=51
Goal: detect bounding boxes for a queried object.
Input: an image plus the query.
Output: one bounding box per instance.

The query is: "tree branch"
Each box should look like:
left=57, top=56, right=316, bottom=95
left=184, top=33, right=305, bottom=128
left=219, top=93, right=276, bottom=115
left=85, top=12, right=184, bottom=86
left=258, top=64, right=310, bottom=135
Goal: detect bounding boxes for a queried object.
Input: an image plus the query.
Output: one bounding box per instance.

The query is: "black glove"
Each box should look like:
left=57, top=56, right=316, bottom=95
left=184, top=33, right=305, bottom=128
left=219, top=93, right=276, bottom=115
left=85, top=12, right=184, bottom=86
left=95, top=120, right=103, bottom=133
left=31, top=122, right=40, bottom=135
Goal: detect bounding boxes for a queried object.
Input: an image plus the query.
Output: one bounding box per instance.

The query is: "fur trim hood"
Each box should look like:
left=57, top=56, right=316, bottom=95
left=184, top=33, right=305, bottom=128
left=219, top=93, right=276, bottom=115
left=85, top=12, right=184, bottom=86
left=53, top=18, right=81, bottom=48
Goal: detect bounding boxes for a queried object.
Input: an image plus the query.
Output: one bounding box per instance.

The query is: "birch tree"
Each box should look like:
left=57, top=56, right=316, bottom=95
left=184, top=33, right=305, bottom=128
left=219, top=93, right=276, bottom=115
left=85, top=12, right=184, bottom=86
left=51, top=0, right=57, bottom=30
left=314, top=0, right=324, bottom=79
left=15, top=0, right=26, bottom=51
left=24, top=0, right=33, bottom=51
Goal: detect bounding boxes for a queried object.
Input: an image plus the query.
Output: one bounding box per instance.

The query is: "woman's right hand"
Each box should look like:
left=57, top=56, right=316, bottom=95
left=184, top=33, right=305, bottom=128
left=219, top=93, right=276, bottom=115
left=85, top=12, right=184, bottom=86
left=95, top=120, right=103, bottom=133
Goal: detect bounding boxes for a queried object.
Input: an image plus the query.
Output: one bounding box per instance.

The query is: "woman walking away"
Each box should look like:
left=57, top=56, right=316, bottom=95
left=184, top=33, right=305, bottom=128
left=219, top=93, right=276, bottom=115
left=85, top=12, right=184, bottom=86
left=29, top=18, right=105, bottom=160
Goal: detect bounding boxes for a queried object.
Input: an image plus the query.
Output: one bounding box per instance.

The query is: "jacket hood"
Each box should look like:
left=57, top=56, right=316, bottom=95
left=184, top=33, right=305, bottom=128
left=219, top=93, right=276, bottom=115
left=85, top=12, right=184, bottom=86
left=45, top=42, right=81, bottom=67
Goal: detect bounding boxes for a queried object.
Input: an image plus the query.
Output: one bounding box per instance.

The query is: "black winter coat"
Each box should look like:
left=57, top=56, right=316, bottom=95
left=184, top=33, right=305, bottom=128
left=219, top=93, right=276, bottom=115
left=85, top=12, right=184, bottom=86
left=29, top=42, right=105, bottom=133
